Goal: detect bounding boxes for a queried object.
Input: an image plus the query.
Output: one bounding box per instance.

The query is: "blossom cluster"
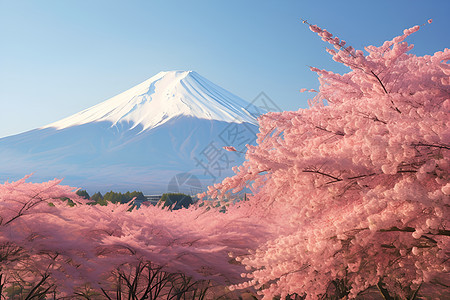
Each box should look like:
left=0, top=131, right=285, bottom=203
left=0, top=176, right=265, bottom=297
left=209, top=22, right=449, bottom=299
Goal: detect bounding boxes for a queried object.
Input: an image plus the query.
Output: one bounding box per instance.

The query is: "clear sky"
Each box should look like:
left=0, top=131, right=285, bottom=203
left=1, top=0, right=449, bottom=138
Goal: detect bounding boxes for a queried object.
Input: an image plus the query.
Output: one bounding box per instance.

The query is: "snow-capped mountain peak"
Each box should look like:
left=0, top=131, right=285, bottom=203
left=1, top=70, right=262, bottom=193
left=43, top=70, right=258, bottom=131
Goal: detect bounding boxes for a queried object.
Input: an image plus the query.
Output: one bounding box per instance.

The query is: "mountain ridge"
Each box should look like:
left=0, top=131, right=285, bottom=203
left=0, top=70, right=261, bottom=193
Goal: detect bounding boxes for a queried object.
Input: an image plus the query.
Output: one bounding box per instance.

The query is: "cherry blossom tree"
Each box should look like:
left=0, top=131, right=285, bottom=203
left=0, top=176, right=266, bottom=299
left=0, top=175, right=85, bottom=298
left=209, top=20, right=449, bottom=299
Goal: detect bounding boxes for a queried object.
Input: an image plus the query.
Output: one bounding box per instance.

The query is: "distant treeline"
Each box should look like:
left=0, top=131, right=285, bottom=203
left=76, top=190, right=146, bottom=206
left=75, top=190, right=194, bottom=210
left=159, top=193, right=193, bottom=210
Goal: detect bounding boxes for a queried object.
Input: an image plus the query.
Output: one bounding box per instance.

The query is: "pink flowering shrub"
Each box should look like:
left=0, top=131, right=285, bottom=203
left=208, top=21, right=449, bottom=299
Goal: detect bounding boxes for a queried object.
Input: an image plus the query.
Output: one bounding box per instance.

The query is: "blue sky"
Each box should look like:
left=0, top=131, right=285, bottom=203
left=1, top=0, right=449, bottom=138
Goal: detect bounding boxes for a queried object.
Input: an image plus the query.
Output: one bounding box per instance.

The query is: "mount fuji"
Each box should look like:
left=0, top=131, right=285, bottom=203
left=0, top=71, right=262, bottom=194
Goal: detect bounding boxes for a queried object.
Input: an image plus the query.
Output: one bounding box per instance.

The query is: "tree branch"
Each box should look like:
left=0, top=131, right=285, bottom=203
left=371, top=71, right=389, bottom=94
left=315, top=126, right=345, bottom=136
left=412, top=143, right=450, bottom=150
left=24, top=274, right=50, bottom=300
left=379, top=226, right=450, bottom=237
left=377, top=280, right=394, bottom=300
left=370, top=70, right=402, bottom=114
left=303, top=169, right=342, bottom=182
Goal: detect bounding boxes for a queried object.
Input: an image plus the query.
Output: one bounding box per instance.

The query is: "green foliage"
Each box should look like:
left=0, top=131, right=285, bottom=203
left=198, top=199, right=229, bottom=213
left=59, top=197, right=76, bottom=207
left=91, top=191, right=146, bottom=206
left=125, top=191, right=146, bottom=202
left=58, top=190, right=152, bottom=208
left=76, top=189, right=90, bottom=200
left=90, top=192, right=105, bottom=205
left=196, top=193, right=249, bottom=213
left=158, top=193, right=193, bottom=210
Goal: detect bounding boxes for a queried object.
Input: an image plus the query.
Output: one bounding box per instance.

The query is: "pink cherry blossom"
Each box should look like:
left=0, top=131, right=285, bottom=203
left=0, top=176, right=267, bottom=298
left=209, top=21, right=450, bottom=299
left=223, top=146, right=237, bottom=152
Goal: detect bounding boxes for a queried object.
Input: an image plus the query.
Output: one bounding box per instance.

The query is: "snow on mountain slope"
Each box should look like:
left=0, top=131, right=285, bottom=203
left=0, top=71, right=262, bottom=193
left=43, top=71, right=258, bottom=132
